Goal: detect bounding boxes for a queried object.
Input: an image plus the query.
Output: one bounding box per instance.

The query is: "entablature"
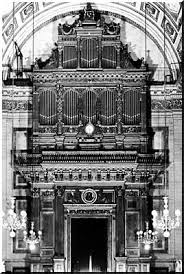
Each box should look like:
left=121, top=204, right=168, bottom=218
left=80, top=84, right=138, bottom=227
left=32, top=70, right=148, bottom=84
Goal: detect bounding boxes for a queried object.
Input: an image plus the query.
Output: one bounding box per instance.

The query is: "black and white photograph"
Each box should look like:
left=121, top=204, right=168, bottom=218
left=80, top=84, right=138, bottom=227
left=1, top=1, right=182, bottom=272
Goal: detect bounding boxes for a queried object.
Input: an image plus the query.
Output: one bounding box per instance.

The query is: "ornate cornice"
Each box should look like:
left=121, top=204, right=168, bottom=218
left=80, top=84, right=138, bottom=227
left=2, top=99, right=32, bottom=111
left=63, top=203, right=116, bottom=215
left=32, top=70, right=147, bottom=84
left=151, top=98, right=182, bottom=110
left=150, top=84, right=182, bottom=110
left=2, top=86, right=32, bottom=97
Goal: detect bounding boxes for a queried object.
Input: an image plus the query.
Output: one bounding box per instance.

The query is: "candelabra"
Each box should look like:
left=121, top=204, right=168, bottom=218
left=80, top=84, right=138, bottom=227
left=151, top=196, right=181, bottom=238
left=137, top=221, right=158, bottom=250
left=23, top=222, right=42, bottom=251
left=3, top=197, right=27, bottom=237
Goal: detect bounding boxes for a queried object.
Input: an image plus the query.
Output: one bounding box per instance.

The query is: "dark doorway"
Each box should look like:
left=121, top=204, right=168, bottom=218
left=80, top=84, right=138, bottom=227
left=71, top=218, right=108, bottom=272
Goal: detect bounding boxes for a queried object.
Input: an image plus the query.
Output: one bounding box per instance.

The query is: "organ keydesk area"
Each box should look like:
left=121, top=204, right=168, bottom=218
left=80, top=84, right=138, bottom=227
left=14, top=3, right=166, bottom=273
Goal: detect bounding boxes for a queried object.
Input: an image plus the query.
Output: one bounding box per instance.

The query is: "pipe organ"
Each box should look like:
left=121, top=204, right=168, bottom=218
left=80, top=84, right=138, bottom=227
left=15, top=3, right=162, bottom=273
left=33, top=3, right=149, bottom=150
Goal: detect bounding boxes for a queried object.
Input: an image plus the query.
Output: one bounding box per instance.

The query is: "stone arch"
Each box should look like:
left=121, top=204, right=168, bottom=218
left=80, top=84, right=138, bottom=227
left=2, top=2, right=181, bottom=79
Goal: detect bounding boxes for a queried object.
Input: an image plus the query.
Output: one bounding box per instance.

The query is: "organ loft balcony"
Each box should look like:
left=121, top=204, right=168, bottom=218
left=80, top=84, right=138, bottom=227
left=11, top=148, right=168, bottom=189
left=12, top=149, right=168, bottom=166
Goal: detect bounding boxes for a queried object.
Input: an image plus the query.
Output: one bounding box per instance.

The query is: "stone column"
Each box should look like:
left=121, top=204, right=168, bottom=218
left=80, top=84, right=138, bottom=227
left=54, top=186, right=65, bottom=257
left=116, top=187, right=125, bottom=256
left=31, top=188, right=41, bottom=256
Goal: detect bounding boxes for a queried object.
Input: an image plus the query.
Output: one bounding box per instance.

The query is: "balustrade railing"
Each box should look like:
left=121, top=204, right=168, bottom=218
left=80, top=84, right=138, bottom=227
left=12, top=149, right=166, bottom=166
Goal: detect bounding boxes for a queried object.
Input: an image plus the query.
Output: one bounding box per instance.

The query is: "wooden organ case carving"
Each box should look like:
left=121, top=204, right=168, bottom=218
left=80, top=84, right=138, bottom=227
left=26, top=3, right=158, bottom=272
left=33, top=4, right=151, bottom=153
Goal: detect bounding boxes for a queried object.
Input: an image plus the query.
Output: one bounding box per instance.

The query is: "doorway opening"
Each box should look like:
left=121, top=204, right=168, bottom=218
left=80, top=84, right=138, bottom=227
left=71, top=218, right=108, bottom=272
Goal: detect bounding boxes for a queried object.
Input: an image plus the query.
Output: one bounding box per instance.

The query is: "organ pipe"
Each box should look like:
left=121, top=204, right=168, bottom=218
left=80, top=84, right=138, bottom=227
left=122, top=89, right=140, bottom=125
left=81, top=39, right=98, bottom=68
left=39, top=90, right=57, bottom=125
left=63, top=91, right=79, bottom=125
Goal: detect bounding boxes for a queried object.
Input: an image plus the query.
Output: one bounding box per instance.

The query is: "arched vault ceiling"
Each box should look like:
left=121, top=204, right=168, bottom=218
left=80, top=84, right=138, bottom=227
left=2, top=1, right=181, bottom=77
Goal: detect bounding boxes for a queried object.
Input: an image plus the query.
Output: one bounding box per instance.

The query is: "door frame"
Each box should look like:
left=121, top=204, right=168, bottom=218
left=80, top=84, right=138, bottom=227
left=64, top=204, right=116, bottom=272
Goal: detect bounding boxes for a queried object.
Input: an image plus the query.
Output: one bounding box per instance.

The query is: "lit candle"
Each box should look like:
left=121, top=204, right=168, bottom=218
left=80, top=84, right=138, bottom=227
left=89, top=254, right=92, bottom=272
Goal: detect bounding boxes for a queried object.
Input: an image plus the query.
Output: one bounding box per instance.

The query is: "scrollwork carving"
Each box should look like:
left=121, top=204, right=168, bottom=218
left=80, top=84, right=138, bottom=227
left=55, top=186, right=65, bottom=197
left=39, top=126, right=57, bottom=133
left=2, top=100, right=32, bottom=111
left=32, top=188, right=40, bottom=198
left=42, top=190, right=55, bottom=198
left=122, top=126, right=141, bottom=133
left=34, top=42, right=59, bottom=69
left=97, top=188, right=110, bottom=203
left=151, top=99, right=182, bottom=110
left=56, top=84, right=64, bottom=134
left=120, top=44, right=144, bottom=69
left=68, top=209, right=111, bottom=215
left=125, top=190, right=139, bottom=197
left=65, top=189, right=82, bottom=204
left=116, top=85, right=122, bottom=134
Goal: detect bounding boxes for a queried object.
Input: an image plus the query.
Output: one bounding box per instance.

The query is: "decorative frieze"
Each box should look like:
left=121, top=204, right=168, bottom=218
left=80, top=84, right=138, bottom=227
left=64, top=203, right=116, bottom=215
left=64, top=188, right=114, bottom=204
left=151, top=98, right=182, bottom=110
left=18, top=167, right=161, bottom=185
left=2, top=87, right=32, bottom=96
left=32, top=71, right=147, bottom=84
left=41, top=189, right=55, bottom=198
left=4, top=97, right=181, bottom=113
left=2, top=100, right=32, bottom=111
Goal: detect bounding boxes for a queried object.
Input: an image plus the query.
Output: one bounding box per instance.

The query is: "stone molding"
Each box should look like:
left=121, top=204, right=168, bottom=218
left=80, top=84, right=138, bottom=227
left=19, top=167, right=162, bottom=185
left=2, top=84, right=181, bottom=111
